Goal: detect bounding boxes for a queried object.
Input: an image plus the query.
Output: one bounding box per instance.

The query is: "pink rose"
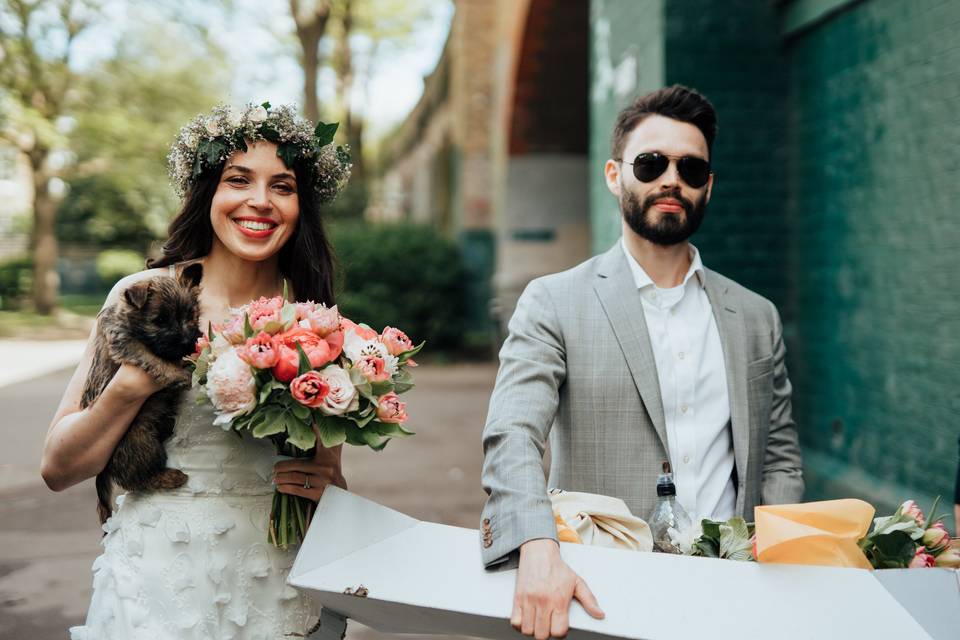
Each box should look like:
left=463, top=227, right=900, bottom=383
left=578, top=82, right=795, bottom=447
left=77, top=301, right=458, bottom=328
left=934, top=545, right=960, bottom=568
left=341, top=318, right=378, bottom=341
left=238, top=331, right=280, bottom=369
left=922, top=522, right=950, bottom=553
left=272, top=328, right=338, bottom=382
left=380, top=326, right=414, bottom=356
left=218, top=316, right=246, bottom=345
left=315, top=365, right=358, bottom=416
left=192, top=333, right=210, bottom=358
left=297, top=302, right=341, bottom=336
left=376, top=392, right=407, bottom=424
left=908, top=546, right=936, bottom=568
left=272, top=345, right=300, bottom=383
left=206, top=348, right=257, bottom=426
left=247, top=295, right=285, bottom=333
left=290, top=371, right=330, bottom=409
left=901, top=500, right=925, bottom=525
left=357, top=355, right=390, bottom=382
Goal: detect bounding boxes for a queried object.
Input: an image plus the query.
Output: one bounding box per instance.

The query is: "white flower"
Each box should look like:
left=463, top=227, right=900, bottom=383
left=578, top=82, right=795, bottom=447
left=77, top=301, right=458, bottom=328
left=668, top=522, right=702, bottom=555
left=248, top=105, right=268, bottom=123
left=204, top=118, right=220, bottom=136
left=205, top=348, right=256, bottom=427
left=316, top=365, right=359, bottom=416
left=343, top=330, right=398, bottom=376
left=226, top=107, right=242, bottom=128
left=210, top=334, right=233, bottom=358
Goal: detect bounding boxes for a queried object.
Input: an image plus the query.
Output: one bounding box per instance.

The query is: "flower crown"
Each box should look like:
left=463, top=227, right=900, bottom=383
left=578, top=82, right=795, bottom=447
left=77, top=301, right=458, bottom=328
left=167, top=102, right=352, bottom=203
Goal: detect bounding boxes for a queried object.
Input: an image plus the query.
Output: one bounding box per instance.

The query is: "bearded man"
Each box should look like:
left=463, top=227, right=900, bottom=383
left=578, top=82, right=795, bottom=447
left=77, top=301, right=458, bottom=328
left=479, top=84, right=804, bottom=640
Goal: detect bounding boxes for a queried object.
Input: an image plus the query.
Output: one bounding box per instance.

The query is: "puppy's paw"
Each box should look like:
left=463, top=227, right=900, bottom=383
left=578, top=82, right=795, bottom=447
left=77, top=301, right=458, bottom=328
left=148, top=468, right=189, bottom=491
left=150, top=360, right=191, bottom=389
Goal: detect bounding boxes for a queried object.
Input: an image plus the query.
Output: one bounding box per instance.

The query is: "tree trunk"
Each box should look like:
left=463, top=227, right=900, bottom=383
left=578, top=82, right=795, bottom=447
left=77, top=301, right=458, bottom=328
left=335, top=0, right=363, bottom=182
left=290, top=0, right=332, bottom=124
left=29, top=151, right=59, bottom=315
left=302, top=41, right=321, bottom=123
left=347, top=114, right=364, bottom=183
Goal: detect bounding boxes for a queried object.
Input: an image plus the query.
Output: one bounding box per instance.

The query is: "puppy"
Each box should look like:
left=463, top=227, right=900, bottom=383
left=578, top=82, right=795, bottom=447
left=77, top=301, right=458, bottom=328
left=83, top=263, right=203, bottom=524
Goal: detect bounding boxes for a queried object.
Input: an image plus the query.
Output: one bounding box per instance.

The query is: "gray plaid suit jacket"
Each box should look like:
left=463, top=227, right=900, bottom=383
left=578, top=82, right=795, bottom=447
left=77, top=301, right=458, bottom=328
left=479, top=243, right=804, bottom=567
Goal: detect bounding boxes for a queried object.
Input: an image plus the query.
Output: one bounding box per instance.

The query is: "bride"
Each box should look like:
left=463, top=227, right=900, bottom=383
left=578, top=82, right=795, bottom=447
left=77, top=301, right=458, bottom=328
left=41, top=103, right=351, bottom=639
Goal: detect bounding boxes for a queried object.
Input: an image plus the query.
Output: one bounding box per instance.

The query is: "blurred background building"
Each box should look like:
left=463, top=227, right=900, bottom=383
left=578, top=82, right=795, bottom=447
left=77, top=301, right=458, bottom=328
left=377, top=0, right=960, bottom=514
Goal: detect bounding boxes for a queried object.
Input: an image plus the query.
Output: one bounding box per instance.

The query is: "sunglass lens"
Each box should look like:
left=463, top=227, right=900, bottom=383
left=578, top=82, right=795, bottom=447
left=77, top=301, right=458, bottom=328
left=678, top=157, right=711, bottom=188
left=632, top=153, right=669, bottom=182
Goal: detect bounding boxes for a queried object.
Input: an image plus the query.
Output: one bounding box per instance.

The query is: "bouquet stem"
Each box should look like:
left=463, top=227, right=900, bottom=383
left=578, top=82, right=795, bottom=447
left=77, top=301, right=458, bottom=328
left=270, top=439, right=315, bottom=549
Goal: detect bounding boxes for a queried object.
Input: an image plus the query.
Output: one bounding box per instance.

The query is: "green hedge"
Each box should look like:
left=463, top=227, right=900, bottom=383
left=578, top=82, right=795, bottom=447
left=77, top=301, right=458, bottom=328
left=0, top=256, right=33, bottom=310
left=331, top=223, right=467, bottom=350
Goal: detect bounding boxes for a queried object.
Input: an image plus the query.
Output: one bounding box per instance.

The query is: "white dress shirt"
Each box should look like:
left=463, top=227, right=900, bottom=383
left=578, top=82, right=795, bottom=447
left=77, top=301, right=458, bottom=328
left=621, top=238, right=736, bottom=522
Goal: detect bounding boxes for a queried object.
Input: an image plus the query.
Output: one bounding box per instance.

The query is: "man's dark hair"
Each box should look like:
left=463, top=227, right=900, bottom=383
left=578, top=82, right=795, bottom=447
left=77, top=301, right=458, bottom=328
left=610, top=84, right=718, bottom=159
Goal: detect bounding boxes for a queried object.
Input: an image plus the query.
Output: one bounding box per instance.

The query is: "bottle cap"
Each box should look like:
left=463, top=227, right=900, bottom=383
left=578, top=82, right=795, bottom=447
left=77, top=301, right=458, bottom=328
left=656, top=460, right=677, bottom=497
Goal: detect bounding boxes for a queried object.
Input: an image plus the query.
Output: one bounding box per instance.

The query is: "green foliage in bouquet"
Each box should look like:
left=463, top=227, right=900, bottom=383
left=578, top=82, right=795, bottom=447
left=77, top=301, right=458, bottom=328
left=859, top=497, right=946, bottom=569
left=691, top=517, right=756, bottom=561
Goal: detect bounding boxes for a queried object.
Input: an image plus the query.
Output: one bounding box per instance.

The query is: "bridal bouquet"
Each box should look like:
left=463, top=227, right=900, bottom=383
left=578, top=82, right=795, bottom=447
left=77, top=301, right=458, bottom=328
left=187, top=291, right=423, bottom=548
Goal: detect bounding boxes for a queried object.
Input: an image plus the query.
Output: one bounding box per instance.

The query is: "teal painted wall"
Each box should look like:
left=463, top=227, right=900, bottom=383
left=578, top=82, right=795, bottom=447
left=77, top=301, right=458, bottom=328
left=662, top=0, right=792, bottom=313
left=785, top=0, right=960, bottom=519
left=588, top=0, right=664, bottom=255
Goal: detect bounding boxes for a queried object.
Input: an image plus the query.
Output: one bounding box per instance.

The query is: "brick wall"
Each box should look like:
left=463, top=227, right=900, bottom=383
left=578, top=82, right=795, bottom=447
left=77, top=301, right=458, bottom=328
left=785, top=0, right=960, bottom=513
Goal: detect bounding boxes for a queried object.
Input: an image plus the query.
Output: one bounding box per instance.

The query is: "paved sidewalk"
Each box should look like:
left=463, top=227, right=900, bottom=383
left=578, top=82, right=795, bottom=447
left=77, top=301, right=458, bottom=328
left=0, top=340, right=87, bottom=390
left=0, top=361, right=499, bottom=640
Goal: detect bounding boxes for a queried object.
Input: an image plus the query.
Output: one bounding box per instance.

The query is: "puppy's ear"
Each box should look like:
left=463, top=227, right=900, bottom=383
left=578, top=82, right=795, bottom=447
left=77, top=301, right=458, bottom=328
left=179, top=262, right=203, bottom=289
left=123, top=281, right=152, bottom=310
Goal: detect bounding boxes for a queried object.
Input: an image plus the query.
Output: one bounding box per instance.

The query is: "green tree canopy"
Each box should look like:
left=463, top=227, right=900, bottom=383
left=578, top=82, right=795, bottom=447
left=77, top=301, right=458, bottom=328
left=56, top=24, right=229, bottom=251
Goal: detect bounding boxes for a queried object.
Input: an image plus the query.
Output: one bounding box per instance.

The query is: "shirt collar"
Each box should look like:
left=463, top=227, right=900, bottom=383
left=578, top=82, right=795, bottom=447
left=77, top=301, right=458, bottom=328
left=620, top=237, right=706, bottom=290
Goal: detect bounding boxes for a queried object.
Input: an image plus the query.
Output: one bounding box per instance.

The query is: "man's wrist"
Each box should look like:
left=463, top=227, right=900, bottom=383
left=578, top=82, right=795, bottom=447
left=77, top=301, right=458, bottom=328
left=519, top=537, right=560, bottom=558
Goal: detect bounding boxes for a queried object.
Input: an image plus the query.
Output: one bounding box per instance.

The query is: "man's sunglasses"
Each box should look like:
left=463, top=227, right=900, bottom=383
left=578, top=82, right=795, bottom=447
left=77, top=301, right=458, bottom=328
left=618, top=152, right=712, bottom=189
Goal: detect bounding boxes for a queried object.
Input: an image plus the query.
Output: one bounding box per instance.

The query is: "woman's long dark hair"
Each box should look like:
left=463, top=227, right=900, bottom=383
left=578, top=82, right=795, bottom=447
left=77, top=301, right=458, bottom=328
left=148, top=156, right=337, bottom=305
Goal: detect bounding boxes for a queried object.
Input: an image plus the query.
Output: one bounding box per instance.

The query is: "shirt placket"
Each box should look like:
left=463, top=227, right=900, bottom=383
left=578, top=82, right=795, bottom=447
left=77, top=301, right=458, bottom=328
left=672, top=290, right=698, bottom=518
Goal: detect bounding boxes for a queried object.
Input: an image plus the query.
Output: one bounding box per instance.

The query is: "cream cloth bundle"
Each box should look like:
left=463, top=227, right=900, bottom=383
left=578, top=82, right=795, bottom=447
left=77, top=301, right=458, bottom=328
left=549, top=489, right=653, bottom=552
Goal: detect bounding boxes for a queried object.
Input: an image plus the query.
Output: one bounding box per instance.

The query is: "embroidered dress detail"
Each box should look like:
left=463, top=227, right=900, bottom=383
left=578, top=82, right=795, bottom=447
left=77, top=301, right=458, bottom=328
left=69, top=386, right=317, bottom=639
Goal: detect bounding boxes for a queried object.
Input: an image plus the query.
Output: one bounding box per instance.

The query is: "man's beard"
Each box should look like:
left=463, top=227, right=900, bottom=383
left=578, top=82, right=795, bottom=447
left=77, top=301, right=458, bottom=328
left=621, top=187, right=707, bottom=246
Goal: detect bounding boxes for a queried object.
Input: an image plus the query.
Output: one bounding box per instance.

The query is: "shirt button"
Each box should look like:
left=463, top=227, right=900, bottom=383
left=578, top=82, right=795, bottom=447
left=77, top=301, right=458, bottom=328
left=670, top=308, right=676, bottom=316
left=678, top=352, right=685, bottom=359
left=683, top=455, right=690, bottom=464
left=681, top=404, right=689, bottom=413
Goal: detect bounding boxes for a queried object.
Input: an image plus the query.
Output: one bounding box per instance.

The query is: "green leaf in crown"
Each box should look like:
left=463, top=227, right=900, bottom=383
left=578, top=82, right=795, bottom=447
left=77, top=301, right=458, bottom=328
left=314, top=121, right=339, bottom=147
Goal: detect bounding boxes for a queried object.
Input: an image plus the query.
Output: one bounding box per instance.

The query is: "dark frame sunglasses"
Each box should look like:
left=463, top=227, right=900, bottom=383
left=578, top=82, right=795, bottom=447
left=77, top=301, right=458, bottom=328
left=619, top=152, right=712, bottom=188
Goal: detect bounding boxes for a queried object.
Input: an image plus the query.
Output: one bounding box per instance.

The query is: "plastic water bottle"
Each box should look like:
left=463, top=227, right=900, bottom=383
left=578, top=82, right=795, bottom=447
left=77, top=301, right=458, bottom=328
left=647, top=461, right=692, bottom=553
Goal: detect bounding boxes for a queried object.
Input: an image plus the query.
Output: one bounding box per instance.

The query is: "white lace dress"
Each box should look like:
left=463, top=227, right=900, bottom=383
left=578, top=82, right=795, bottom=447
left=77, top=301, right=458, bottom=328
left=70, top=385, right=318, bottom=639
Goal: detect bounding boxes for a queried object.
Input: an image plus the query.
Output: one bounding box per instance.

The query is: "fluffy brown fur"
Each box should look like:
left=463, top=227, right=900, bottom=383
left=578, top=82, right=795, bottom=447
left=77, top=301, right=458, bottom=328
left=82, top=263, right=203, bottom=524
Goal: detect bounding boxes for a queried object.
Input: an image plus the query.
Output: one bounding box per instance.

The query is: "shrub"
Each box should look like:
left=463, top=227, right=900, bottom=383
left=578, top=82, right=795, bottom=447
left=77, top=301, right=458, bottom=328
left=330, top=223, right=467, bottom=350
left=96, top=249, right=146, bottom=286
left=0, top=256, right=33, bottom=310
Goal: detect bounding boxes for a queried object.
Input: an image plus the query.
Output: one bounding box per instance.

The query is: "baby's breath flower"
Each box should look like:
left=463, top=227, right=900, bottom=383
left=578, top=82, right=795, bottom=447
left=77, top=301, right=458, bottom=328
left=166, top=102, right=351, bottom=203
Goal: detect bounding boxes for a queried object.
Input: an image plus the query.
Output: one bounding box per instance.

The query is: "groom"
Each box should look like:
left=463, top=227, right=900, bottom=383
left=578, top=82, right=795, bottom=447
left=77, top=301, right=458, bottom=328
left=479, top=85, right=803, bottom=639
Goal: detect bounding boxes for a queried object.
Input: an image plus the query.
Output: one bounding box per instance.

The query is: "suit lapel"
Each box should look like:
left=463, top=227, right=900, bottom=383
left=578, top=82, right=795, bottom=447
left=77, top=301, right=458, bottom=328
left=592, top=245, right=670, bottom=457
left=703, top=271, right=750, bottom=512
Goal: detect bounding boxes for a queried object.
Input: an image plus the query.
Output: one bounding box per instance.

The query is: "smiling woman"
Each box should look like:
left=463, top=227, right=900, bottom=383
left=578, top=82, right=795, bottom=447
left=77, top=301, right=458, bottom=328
left=211, top=142, right=302, bottom=260
left=44, top=103, right=353, bottom=639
